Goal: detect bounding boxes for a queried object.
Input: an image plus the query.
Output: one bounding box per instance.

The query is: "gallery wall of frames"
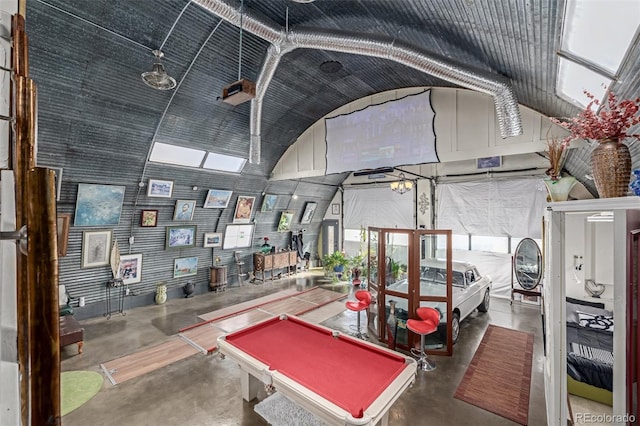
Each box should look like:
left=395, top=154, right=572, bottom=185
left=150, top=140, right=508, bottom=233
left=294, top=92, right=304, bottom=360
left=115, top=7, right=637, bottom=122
left=55, top=175, right=336, bottom=319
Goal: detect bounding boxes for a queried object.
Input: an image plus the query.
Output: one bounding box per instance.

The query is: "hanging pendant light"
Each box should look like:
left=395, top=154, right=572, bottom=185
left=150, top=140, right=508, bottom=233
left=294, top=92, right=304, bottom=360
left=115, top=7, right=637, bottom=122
left=390, top=173, right=414, bottom=194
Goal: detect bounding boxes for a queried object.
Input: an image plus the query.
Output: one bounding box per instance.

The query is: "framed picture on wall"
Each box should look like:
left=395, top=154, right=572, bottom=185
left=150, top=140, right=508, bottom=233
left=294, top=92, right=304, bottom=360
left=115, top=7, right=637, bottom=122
left=81, top=230, right=112, bottom=268
left=300, top=202, right=318, bottom=224
left=119, top=253, right=142, bottom=285
left=222, top=224, right=254, bottom=249
left=147, top=179, right=174, bottom=198
left=277, top=211, right=294, bottom=232
left=74, top=183, right=126, bottom=226
left=203, top=189, right=233, bottom=208
left=140, top=209, right=158, bottom=227
left=173, top=200, right=196, bottom=221
left=233, top=195, right=256, bottom=223
left=174, top=257, right=198, bottom=278
left=203, top=232, right=223, bottom=248
left=166, top=225, right=197, bottom=249
left=476, top=156, right=501, bottom=169
left=57, top=213, right=71, bottom=257
left=261, top=194, right=277, bottom=212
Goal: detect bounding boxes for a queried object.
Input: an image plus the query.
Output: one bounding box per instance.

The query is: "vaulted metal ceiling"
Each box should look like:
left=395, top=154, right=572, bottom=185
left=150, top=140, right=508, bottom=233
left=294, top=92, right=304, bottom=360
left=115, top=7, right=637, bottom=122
left=25, top=0, right=640, bottom=199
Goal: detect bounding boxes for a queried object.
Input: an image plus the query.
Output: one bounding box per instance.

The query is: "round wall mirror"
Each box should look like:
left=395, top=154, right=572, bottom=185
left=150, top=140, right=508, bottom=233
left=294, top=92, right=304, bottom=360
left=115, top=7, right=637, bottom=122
left=514, top=238, right=542, bottom=290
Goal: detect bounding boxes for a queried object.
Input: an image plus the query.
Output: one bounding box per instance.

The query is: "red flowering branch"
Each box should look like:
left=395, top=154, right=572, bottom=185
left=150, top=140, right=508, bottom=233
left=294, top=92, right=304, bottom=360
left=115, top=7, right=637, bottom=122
left=550, top=90, right=640, bottom=146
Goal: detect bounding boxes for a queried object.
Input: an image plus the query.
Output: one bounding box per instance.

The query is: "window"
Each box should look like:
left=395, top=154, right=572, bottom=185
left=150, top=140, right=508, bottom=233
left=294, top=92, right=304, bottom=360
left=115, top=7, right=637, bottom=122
left=557, top=0, right=639, bottom=106
left=149, top=142, right=246, bottom=173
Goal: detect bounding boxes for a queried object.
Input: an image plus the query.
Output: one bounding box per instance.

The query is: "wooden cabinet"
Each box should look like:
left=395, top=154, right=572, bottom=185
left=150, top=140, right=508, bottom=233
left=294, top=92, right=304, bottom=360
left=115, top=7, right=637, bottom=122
left=253, top=251, right=298, bottom=282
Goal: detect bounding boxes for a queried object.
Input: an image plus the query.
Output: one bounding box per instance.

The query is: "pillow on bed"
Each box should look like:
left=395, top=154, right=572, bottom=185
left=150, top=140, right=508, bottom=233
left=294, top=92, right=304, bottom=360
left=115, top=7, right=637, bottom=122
left=566, top=300, right=612, bottom=324
left=577, top=311, right=614, bottom=332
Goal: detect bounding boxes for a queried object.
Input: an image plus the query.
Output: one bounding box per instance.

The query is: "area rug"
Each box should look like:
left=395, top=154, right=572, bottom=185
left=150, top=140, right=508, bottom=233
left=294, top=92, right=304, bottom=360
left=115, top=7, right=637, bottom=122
left=254, top=392, right=325, bottom=426
left=454, top=325, right=534, bottom=425
left=61, top=371, right=104, bottom=416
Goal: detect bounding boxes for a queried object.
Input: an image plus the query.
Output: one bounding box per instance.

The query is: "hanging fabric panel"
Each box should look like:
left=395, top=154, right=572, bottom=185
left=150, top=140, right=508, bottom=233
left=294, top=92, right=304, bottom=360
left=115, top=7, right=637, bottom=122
left=344, top=186, right=414, bottom=230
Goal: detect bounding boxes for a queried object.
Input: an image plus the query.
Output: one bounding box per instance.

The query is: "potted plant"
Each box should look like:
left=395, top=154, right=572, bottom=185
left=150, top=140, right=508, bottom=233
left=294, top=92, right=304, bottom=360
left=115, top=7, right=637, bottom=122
left=551, top=89, right=640, bottom=198
left=323, top=251, right=348, bottom=280
left=542, top=136, right=577, bottom=201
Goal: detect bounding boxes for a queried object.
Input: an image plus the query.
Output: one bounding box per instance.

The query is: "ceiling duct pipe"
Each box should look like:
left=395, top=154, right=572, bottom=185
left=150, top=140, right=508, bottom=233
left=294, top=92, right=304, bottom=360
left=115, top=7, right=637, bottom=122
left=193, top=0, right=523, bottom=165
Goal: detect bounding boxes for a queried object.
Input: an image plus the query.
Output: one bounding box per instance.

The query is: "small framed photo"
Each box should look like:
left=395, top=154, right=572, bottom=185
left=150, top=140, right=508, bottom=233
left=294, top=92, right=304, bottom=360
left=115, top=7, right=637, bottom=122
left=174, top=256, right=198, bottom=278
left=203, top=232, right=222, bottom=248
left=57, top=213, right=71, bottom=257
left=261, top=194, right=278, bottom=212
left=300, top=202, right=318, bottom=225
left=233, top=195, right=256, bottom=224
left=166, top=225, right=197, bottom=249
left=203, top=189, right=233, bottom=209
left=147, top=179, right=174, bottom=198
left=81, top=230, right=112, bottom=268
left=119, top=253, right=142, bottom=285
left=173, top=200, right=196, bottom=221
left=277, top=211, right=294, bottom=232
left=140, top=209, right=158, bottom=227
left=331, top=203, right=340, bottom=215
left=476, top=156, right=502, bottom=169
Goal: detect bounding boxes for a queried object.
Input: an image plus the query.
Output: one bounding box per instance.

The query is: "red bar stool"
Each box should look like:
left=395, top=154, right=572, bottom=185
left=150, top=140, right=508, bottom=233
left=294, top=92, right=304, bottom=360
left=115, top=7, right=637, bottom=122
left=407, top=307, right=440, bottom=371
left=345, top=290, right=372, bottom=339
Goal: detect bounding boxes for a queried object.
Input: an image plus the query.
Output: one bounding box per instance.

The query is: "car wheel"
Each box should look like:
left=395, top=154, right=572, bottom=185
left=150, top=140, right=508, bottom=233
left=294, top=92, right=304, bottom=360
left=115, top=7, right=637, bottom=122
left=452, top=312, right=460, bottom=344
left=478, top=289, right=490, bottom=313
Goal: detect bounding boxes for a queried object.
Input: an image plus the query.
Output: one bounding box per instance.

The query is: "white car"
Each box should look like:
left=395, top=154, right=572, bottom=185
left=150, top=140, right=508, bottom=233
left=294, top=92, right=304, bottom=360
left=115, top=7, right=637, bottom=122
left=385, top=259, right=492, bottom=344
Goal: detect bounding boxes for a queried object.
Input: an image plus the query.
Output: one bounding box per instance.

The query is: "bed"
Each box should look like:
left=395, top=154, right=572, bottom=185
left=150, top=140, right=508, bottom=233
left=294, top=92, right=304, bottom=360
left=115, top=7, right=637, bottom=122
left=565, top=297, right=614, bottom=406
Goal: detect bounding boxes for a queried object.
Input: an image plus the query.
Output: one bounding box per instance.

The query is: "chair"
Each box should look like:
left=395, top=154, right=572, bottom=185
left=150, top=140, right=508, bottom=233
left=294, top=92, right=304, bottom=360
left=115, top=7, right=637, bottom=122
left=345, top=290, right=372, bottom=339
left=406, top=307, right=440, bottom=371
left=234, top=251, right=247, bottom=286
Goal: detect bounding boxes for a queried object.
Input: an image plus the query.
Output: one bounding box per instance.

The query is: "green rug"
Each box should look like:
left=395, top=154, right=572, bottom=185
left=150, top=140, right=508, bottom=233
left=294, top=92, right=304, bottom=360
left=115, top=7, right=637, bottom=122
left=61, top=371, right=104, bottom=416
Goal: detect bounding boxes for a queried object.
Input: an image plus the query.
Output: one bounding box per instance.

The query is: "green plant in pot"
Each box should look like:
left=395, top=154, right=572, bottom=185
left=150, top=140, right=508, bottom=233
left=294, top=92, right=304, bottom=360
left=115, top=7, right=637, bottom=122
left=323, top=251, right=348, bottom=280
left=348, top=253, right=366, bottom=285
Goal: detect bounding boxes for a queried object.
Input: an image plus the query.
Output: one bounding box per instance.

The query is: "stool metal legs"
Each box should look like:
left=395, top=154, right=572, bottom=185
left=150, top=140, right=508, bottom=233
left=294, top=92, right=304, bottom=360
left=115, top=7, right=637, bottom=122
left=350, top=310, right=369, bottom=340
left=410, top=334, right=436, bottom=371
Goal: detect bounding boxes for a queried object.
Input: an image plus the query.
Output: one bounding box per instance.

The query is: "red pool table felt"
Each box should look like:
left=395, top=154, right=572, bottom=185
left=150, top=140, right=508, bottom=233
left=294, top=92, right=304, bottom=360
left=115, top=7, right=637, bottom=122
left=224, top=315, right=409, bottom=418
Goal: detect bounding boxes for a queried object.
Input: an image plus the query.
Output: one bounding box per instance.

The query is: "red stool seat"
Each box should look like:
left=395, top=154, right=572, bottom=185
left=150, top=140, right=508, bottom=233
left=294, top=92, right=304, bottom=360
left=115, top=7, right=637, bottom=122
left=406, top=307, right=440, bottom=371
left=345, top=290, right=372, bottom=339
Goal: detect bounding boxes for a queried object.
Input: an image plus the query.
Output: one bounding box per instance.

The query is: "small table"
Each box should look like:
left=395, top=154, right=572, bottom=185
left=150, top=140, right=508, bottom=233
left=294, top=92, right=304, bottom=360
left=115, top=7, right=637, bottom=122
left=60, top=315, right=84, bottom=354
left=217, top=314, right=416, bottom=426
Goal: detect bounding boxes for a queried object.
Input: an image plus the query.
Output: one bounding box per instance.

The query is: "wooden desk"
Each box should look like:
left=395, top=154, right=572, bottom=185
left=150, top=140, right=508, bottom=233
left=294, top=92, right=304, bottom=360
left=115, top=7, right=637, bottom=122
left=253, top=251, right=297, bottom=282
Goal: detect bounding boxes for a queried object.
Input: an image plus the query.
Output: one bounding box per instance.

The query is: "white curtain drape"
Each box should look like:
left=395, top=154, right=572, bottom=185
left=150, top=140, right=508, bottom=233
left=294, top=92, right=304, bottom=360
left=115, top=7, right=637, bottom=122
left=344, top=186, right=414, bottom=229
left=436, top=178, right=548, bottom=239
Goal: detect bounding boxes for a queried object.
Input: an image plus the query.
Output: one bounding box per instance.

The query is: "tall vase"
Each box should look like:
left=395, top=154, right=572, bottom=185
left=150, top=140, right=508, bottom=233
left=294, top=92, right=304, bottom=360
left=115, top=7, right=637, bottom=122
left=543, top=176, right=577, bottom=202
left=591, top=138, right=631, bottom=198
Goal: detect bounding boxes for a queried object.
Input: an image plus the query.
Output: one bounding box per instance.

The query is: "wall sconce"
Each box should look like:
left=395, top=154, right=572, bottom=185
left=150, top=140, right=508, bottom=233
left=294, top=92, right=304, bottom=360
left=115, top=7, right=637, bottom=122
left=390, top=173, right=414, bottom=194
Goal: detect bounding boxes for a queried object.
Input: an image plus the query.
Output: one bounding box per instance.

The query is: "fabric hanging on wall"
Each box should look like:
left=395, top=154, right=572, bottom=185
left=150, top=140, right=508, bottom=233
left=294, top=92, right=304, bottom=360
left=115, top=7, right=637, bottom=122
left=343, top=186, right=414, bottom=230
left=436, top=178, right=548, bottom=239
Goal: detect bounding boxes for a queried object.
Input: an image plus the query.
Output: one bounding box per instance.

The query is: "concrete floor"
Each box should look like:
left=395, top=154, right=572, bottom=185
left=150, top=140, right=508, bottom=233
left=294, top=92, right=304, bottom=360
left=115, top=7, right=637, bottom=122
left=60, top=272, right=548, bottom=426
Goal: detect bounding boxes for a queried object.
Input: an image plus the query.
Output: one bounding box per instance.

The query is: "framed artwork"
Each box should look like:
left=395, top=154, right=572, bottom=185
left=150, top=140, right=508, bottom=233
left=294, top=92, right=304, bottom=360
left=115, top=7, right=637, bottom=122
left=476, top=156, right=502, bottom=169
left=140, top=209, right=158, bottom=227
left=119, top=254, right=142, bottom=285
left=300, top=202, right=318, bottom=224
left=166, top=225, right=197, bottom=249
left=203, top=189, right=233, bottom=209
left=277, top=211, right=294, bottom=232
left=74, top=183, right=125, bottom=226
left=222, top=224, right=254, bottom=249
left=203, top=232, right=223, bottom=248
left=81, top=230, right=112, bottom=268
left=173, top=200, right=196, bottom=221
left=233, top=195, right=256, bottom=223
left=174, top=257, right=198, bottom=278
left=332, top=203, right=340, bottom=215
left=147, top=179, right=174, bottom=198
left=261, top=194, right=277, bottom=212
left=56, top=213, right=71, bottom=257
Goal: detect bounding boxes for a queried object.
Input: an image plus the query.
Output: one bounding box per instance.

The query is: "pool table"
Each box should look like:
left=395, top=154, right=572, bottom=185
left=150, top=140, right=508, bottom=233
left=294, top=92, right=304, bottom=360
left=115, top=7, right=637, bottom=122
left=217, top=314, right=417, bottom=426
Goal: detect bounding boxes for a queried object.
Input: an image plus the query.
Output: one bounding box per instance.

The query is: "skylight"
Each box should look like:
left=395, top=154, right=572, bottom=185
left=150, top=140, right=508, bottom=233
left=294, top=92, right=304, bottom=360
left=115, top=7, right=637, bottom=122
left=203, top=152, right=246, bottom=173
left=557, top=0, right=639, bottom=106
left=149, top=142, right=246, bottom=174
